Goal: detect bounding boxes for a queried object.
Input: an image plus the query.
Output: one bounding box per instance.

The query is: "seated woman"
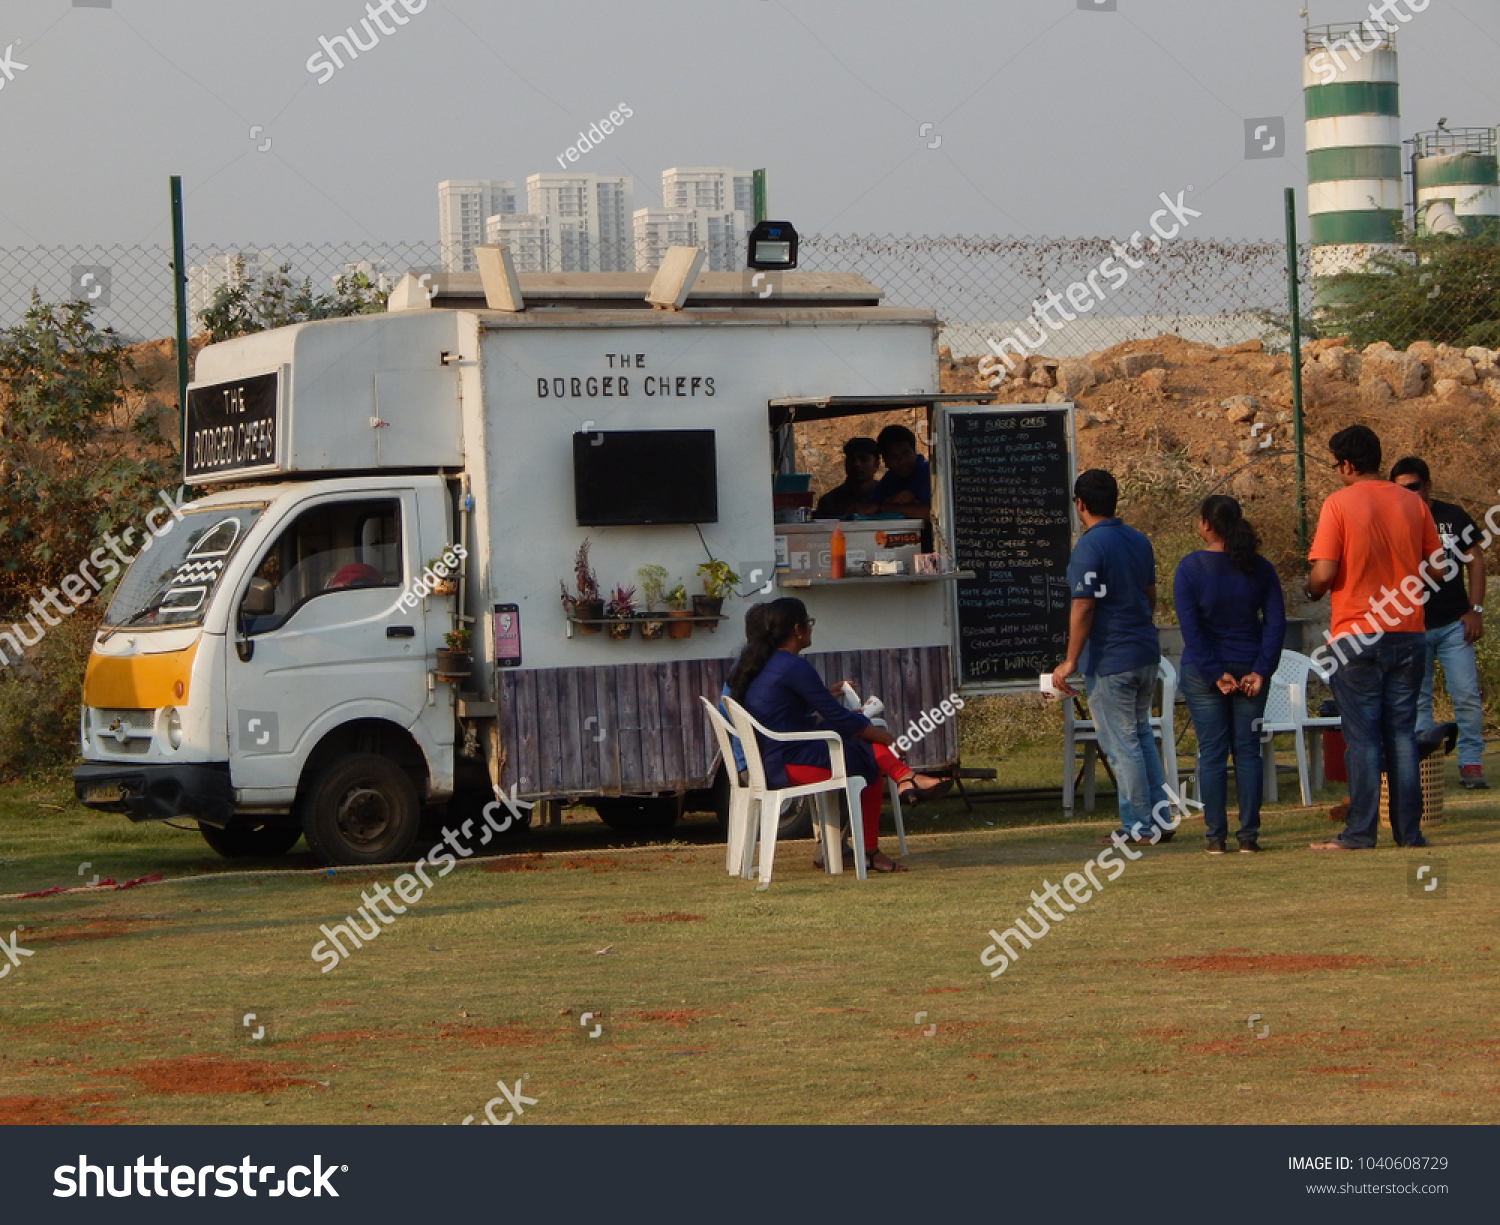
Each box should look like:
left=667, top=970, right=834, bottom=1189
left=727, top=597, right=948, bottom=873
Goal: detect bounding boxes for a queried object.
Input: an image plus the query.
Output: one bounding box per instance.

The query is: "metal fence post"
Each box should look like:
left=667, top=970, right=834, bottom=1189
left=170, top=175, right=189, bottom=480
left=1285, top=187, right=1307, bottom=556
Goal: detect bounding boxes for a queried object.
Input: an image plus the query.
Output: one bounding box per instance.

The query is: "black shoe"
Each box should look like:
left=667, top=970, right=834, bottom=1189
left=1402, top=837, right=1431, bottom=849
left=1205, top=839, right=1226, bottom=855
left=1237, top=841, right=1261, bottom=853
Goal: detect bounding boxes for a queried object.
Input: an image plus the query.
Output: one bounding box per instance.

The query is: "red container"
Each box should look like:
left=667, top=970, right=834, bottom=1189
left=1322, top=728, right=1347, bottom=782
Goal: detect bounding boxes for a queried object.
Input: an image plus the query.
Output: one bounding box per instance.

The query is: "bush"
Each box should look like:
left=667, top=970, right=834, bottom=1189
left=199, top=261, right=387, bottom=343
left=1320, top=234, right=1500, bottom=352
left=0, top=608, right=97, bottom=781
left=0, top=295, right=176, bottom=610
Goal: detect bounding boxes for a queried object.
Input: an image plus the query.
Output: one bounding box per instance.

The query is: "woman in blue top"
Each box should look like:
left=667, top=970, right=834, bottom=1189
left=1173, top=495, right=1286, bottom=854
left=727, top=598, right=941, bottom=872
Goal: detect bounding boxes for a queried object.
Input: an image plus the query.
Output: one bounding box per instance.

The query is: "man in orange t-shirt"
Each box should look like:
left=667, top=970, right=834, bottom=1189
left=1305, top=425, right=1441, bottom=850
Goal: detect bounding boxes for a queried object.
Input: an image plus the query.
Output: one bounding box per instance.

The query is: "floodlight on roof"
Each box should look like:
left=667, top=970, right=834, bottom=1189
left=746, top=220, right=799, bottom=271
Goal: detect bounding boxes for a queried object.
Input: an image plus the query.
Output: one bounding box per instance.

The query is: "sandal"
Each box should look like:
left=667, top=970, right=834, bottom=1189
left=866, top=850, right=908, bottom=873
left=813, top=845, right=856, bottom=869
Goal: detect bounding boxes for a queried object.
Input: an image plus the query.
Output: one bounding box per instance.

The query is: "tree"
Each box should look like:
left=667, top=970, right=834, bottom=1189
left=1319, top=234, right=1500, bottom=351
left=199, top=258, right=387, bottom=343
left=0, top=294, right=174, bottom=596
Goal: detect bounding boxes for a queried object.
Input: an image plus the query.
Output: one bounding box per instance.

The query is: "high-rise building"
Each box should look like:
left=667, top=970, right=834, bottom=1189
left=187, top=250, right=279, bottom=324
left=485, top=214, right=555, bottom=273
left=438, top=180, right=518, bottom=272
left=522, top=174, right=635, bottom=271
left=631, top=206, right=746, bottom=272
left=661, top=167, right=756, bottom=215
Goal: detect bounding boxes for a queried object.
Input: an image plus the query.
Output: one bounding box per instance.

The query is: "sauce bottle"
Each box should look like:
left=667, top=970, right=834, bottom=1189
left=829, top=524, right=846, bottom=579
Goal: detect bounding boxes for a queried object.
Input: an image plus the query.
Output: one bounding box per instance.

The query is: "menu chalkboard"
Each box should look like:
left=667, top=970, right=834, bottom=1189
left=944, top=407, right=1076, bottom=687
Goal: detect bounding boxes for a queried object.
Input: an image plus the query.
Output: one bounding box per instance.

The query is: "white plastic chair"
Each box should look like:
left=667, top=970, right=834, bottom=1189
left=1062, top=657, right=1182, bottom=815
left=699, top=697, right=755, bottom=876
left=1258, top=650, right=1339, bottom=807
left=722, top=696, right=868, bottom=885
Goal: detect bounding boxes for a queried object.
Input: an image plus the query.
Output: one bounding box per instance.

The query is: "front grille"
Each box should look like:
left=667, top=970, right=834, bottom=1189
left=97, top=708, right=154, bottom=732
left=89, top=708, right=157, bottom=757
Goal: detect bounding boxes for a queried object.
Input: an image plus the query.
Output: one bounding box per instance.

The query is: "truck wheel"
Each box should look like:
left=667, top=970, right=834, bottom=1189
left=300, top=754, right=420, bottom=865
left=198, top=819, right=302, bottom=859
left=711, top=771, right=812, bottom=840
left=593, top=795, right=680, bottom=836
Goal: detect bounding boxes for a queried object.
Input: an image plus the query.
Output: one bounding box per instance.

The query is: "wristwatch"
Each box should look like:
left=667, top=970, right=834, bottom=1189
left=1473, top=604, right=1484, bottom=615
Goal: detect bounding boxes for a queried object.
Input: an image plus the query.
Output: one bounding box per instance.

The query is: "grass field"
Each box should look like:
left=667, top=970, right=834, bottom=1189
left=1, top=748, right=1497, bottom=1126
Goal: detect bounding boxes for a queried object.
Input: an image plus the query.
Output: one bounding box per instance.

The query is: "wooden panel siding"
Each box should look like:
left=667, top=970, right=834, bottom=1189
left=497, top=646, right=957, bottom=798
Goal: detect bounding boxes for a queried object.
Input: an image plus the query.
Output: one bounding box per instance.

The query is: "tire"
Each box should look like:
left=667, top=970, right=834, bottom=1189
left=592, top=795, right=681, bottom=836
left=711, top=769, right=812, bottom=840
left=198, top=818, right=302, bottom=859
left=300, top=753, right=421, bottom=865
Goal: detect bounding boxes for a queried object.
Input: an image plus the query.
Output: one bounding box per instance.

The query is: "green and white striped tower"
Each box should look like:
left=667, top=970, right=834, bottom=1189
left=1304, top=22, right=1403, bottom=300
left=1413, top=128, right=1500, bottom=239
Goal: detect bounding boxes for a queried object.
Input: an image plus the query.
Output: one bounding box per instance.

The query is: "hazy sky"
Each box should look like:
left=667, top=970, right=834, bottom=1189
left=1, top=0, right=1497, bottom=248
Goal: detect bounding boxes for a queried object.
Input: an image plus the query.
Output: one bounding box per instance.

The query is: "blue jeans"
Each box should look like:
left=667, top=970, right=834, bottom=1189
left=1326, top=631, right=1425, bottom=848
left=1418, top=619, right=1484, bottom=768
left=1180, top=663, right=1268, bottom=843
left=1086, top=664, right=1169, bottom=838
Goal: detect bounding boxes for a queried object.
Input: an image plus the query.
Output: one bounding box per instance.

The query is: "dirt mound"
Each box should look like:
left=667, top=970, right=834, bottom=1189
left=797, top=334, right=1500, bottom=541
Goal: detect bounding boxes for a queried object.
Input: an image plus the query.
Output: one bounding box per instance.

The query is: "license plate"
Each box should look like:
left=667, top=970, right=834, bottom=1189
left=82, top=783, right=124, bottom=804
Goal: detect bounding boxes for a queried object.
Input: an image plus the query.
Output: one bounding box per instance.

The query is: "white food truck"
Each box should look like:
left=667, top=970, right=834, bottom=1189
left=73, top=252, right=1055, bottom=865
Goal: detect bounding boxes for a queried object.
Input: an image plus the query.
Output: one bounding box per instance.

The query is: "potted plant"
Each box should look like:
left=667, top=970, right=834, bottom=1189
left=436, top=625, right=472, bottom=679
left=664, top=580, right=693, bottom=639
left=694, top=560, right=739, bottom=631
left=559, top=539, right=603, bottom=633
left=605, top=584, right=637, bottom=641
left=637, top=564, right=669, bottom=641
left=425, top=548, right=461, bottom=597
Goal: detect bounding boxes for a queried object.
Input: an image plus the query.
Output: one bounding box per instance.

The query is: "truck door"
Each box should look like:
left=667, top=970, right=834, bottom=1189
left=226, top=491, right=428, bottom=796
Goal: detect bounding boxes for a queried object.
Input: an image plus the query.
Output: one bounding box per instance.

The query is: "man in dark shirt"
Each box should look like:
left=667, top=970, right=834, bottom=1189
left=813, top=437, right=880, bottom=519
left=1390, top=456, right=1488, bottom=787
left=855, top=424, right=932, bottom=521
left=1050, top=469, right=1170, bottom=844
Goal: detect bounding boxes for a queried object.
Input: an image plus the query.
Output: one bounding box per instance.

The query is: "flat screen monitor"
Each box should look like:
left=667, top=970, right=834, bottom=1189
left=572, top=430, right=719, bottom=526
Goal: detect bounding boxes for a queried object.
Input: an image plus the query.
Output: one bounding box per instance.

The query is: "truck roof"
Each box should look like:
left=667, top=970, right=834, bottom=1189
left=387, top=269, right=904, bottom=313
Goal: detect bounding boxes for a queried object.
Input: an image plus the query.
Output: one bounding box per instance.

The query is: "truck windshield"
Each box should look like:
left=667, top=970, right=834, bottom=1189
left=101, top=504, right=264, bottom=631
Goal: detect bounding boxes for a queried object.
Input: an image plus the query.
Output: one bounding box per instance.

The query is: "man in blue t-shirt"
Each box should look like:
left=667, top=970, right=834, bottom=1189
left=1050, top=469, right=1169, bottom=844
left=855, top=425, right=932, bottom=521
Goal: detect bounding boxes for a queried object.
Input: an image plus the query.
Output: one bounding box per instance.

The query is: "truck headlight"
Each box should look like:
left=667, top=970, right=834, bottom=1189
left=163, top=707, right=184, bottom=750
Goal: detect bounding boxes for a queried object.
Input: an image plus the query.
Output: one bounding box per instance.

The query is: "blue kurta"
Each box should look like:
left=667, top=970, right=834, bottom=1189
left=742, top=650, right=877, bottom=789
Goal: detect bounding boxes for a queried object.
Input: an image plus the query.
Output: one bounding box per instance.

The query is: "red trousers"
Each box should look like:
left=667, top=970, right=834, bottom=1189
left=784, top=746, right=911, bottom=849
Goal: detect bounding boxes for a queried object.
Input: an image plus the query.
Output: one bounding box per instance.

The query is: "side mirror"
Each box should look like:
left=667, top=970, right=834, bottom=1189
left=240, top=578, right=275, bottom=618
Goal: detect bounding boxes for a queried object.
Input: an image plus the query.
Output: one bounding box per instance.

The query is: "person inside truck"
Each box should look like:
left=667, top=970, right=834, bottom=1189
left=853, top=424, right=932, bottom=522
left=813, top=436, right=881, bottom=519
left=727, top=597, right=949, bottom=873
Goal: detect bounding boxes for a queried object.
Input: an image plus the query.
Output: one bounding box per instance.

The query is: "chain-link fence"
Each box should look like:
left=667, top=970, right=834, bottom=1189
left=0, top=233, right=1491, bottom=358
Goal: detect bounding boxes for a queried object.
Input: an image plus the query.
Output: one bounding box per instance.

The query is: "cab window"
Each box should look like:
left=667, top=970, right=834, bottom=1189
left=243, top=499, right=401, bottom=634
